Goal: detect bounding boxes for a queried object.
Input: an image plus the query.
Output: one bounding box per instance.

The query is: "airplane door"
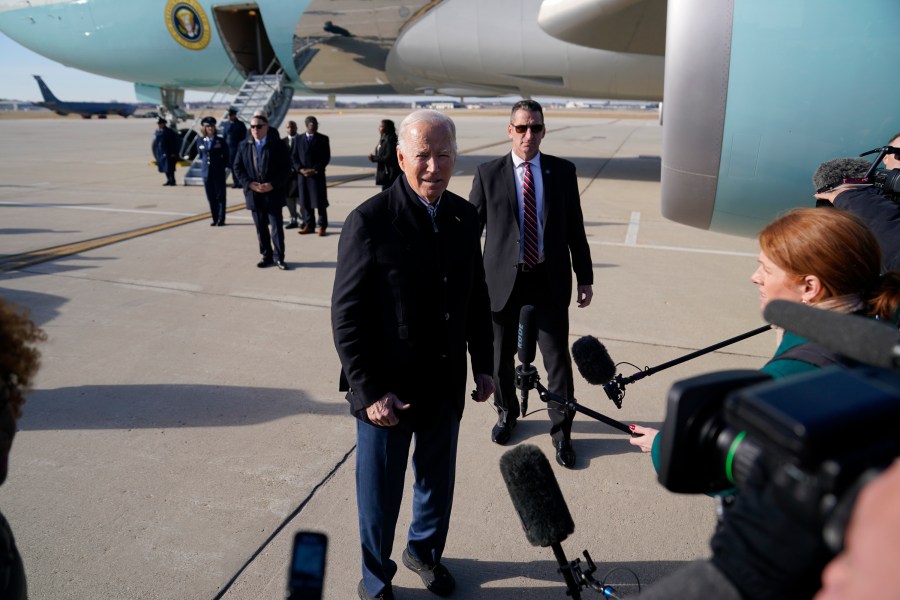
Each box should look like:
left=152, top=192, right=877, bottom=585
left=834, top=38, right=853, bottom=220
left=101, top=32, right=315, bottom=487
left=213, top=4, right=280, bottom=77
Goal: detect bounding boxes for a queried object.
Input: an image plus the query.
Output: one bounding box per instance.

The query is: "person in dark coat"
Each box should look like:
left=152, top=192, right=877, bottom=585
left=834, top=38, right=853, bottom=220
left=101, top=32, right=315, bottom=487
left=368, top=119, right=401, bottom=191
left=0, top=298, right=47, bottom=600
left=332, top=110, right=494, bottom=600
left=291, top=115, right=331, bottom=236
left=231, top=113, right=291, bottom=270
left=282, top=120, right=304, bottom=229
left=222, top=108, right=247, bottom=188
left=469, top=99, right=594, bottom=469
left=153, top=117, right=180, bottom=186
left=196, top=116, right=228, bottom=226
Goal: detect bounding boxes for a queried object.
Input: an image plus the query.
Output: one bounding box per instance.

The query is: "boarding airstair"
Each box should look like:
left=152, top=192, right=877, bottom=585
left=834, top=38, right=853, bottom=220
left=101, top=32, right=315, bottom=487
left=183, top=64, right=294, bottom=186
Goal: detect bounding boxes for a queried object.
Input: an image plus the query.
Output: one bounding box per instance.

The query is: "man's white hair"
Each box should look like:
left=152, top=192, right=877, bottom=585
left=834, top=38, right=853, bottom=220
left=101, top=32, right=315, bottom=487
left=397, top=109, right=457, bottom=155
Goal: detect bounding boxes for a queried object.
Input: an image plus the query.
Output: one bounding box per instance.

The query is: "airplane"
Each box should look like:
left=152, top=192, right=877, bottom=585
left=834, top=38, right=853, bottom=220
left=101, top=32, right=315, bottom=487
left=0, top=0, right=898, bottom=238
left=31, top=75, right=138, bottom=119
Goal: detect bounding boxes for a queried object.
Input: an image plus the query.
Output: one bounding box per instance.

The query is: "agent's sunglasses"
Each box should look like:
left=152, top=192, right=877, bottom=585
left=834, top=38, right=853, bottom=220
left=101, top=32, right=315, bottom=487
left=512, top=123, right=544, bottom=134
left=249, top=124, right=268, bottom=129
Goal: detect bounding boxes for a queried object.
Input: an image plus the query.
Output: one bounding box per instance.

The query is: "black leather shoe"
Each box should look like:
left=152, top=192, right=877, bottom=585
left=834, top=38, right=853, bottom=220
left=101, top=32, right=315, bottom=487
left=402, top=547, right=455, bottom=597
left=285, top=220, right=298, bottom=229
left=357, top=579, right=394, bottom=600
left=275, top=261, right=289, bottom=270
left=216, top=221, right=225, bottom=227
left=491, top=417, right=517, bottom=445
left=555, top=438, right=576, bottom=469
left=256, top=258, right=274, bottom=268
left=210, top=221, right=217, bottom=226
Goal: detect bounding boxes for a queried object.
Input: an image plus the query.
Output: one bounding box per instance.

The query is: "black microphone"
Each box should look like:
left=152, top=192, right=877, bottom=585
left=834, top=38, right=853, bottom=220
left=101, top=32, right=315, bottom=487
left=763, top=300, right=900, bottom=370
left=500, top=444, right=581, bottom=599
left=571, top=336, right=616, bottom=385
left=516, top=305, right=537, bottom=415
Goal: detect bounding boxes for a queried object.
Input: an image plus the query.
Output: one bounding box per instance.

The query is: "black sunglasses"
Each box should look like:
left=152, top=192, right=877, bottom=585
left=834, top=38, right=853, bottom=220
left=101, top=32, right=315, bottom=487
left=512, top=123, right=544, bottom=134
left=249, top=123, right=267, bottom=129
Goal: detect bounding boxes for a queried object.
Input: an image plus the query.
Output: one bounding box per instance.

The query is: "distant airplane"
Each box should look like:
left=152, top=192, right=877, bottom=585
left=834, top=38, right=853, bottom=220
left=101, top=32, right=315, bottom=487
left=32, top=75, right=138, bottom=119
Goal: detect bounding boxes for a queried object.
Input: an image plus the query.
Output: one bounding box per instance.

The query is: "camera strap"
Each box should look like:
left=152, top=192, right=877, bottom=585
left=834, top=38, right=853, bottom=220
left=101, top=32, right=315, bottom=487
left=767, top=341, right=856, bottom=369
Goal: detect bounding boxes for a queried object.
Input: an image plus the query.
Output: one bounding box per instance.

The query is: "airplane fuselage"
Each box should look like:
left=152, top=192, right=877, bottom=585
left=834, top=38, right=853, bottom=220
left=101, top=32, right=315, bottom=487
left=0, top=0, right=664, bottom=101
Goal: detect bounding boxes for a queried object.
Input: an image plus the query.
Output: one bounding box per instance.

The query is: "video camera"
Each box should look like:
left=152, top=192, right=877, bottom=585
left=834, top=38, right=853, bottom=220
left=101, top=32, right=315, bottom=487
left=860, top=145, right=900, bottom=197
left=657, top=301, right=900, bottom=551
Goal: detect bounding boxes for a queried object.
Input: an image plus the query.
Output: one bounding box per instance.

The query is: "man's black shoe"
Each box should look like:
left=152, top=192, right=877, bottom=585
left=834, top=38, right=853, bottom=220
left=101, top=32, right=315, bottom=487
left=357, top=579, right=394, bottom=600
left=555, top=438, right=576, bottom=469
left=402, top=547, right=455, bottom=596
left=491, top=417, right=517, bottom=445
left=216, top=221, right=225, bottom=227
left=256, top=258, right=274, bottom=268
left=285, top=220, right=299, bottom=229
left=275, top=260, right=289, bottom=270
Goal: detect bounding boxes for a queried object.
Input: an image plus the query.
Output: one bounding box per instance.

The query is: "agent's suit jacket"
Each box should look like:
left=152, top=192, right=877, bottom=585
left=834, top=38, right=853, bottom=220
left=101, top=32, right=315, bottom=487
left=332, top=177, right=493, bottom=429
left=291, top=132, right=331, bottom=209
left=231, top=130, right=291, bottom=213
left=470, top=152, right=593, bottom=311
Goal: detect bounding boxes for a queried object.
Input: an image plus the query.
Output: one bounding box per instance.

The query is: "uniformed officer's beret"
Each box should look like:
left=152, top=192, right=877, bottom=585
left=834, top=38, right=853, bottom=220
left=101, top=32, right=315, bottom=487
left=201, top=116, right=217, bottom=127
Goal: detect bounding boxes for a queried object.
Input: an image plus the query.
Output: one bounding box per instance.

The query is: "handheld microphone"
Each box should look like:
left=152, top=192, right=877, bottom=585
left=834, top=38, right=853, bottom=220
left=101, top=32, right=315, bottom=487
left=763, top=300, right=900, bottom=370
left=500, top=444, right=581, bottom=599
left=515, top=305, right=538, bottom=415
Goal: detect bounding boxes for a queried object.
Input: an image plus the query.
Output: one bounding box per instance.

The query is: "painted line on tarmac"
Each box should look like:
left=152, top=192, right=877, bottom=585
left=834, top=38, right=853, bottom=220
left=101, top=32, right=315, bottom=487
left=624, top=211, right=640, bottom=245
left=0, top=173, right=373, bottom=273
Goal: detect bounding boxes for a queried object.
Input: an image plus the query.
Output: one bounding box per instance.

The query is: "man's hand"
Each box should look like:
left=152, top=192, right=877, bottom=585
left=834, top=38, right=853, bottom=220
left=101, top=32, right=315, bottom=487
left=366, top=392, right=410, bottom=427
left=576, top=285, right=593, bottom=308
left=472, top=373, right=495, bottom=402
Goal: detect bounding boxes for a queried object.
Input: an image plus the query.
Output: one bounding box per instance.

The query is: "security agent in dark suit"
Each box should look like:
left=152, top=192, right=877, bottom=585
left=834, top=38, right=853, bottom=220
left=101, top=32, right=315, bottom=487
left=222, top=108, right=247, bottom=188
left=282, top=120, right=304, bottom=230
left=469, top=100, right=594, bottom=469
left=291, top=115, right=331, bottom=236
left=153, top=117, right=180, bottom=186
left=196, top=116, right=228, bottom=226
left=231, top=113, right=291, bottom=270
left=332, top=110, right=494, bottom=600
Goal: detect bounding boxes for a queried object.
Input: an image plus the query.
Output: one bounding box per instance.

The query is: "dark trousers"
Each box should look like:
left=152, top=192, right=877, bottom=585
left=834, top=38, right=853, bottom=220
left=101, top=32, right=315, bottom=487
left=300, top=199, right=327, bottom=229
left=250, top=208, right=285, bottom=261
left=356, top=409, right=460, bottom=597
left=165, top=168, right=176, bottom=185
left=203, top=175, right=227, bottom=223
left=492, top=264, right=575, bottom=442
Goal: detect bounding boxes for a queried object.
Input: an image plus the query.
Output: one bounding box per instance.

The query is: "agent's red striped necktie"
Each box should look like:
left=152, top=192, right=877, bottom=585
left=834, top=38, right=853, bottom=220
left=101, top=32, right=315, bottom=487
left=522, top=162, right=539, bottom=268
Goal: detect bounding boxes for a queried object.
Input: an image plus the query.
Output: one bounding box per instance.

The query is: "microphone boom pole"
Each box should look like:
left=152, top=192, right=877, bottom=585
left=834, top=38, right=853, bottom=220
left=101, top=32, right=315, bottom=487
left=603, top=325, right=771, bottom=408
left=534, top=380, right=633, bottom=435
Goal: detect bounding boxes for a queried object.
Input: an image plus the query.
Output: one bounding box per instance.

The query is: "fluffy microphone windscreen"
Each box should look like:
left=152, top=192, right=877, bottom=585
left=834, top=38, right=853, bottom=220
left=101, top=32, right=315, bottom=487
left=499, top=444, right=575, bottom=547
left=571, top=335, right=617, bottom=385
left=763, top=300, right=900, bottom=370
left=812, top=157, right=871, bottom=191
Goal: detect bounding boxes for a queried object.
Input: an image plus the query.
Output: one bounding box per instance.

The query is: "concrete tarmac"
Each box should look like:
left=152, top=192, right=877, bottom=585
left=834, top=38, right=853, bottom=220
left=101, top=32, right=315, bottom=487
left=0, top=111, right=766, bottom=599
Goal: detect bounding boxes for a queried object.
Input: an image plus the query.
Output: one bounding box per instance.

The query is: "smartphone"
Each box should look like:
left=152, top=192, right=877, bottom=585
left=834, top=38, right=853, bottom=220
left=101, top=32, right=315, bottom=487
left=286, top=531, right=327, bottom=600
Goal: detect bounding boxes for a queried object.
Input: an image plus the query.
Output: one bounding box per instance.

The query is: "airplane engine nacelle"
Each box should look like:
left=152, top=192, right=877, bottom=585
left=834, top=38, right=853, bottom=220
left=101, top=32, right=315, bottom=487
left=661, top=0, right=900, bottom=237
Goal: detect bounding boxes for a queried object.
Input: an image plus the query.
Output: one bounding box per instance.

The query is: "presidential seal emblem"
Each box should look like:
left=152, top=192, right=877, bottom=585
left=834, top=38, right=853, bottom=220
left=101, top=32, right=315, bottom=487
left=165, top=0, right=211, bottom=50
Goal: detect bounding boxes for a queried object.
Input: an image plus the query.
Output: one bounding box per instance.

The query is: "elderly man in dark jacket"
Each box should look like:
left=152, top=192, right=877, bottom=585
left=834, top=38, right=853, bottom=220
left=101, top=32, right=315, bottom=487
left=232, top=113, right=291, bottom=270
left=332, top=109, right=494, bottom=600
